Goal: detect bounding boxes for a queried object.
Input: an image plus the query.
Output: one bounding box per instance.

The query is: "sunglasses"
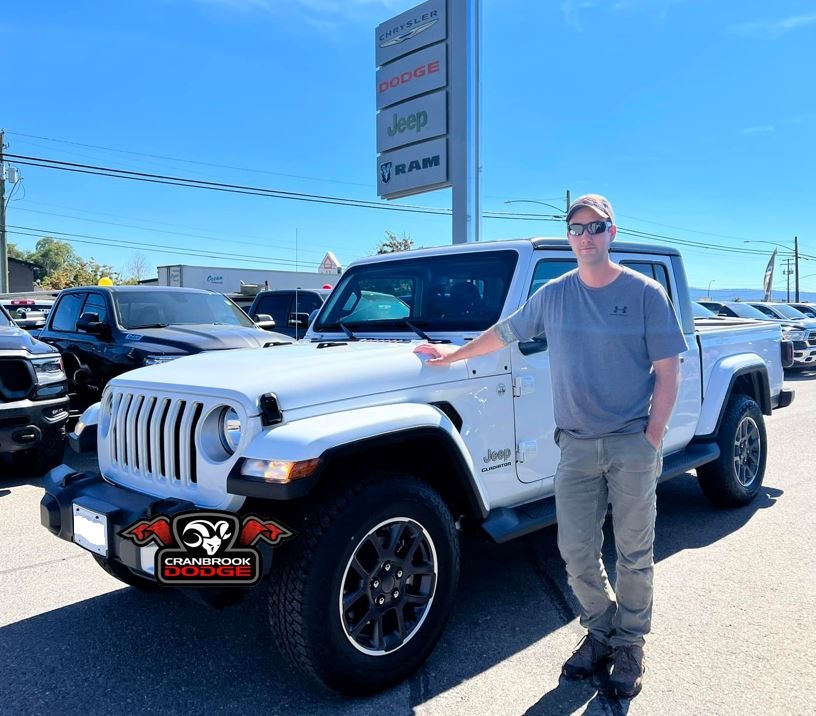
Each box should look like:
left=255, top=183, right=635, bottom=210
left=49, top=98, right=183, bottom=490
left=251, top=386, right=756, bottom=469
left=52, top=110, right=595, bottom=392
left=567, top=220, right=612, bottom=237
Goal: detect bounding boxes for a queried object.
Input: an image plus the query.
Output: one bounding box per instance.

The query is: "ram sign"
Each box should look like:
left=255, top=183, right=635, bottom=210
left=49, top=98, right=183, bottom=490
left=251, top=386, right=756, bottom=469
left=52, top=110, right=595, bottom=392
left=377, top=137, right=447, bottom=199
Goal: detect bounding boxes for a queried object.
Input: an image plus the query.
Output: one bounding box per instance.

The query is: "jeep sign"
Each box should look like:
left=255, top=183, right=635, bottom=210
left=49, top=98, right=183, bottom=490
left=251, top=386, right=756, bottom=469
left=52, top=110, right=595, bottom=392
left=377, top=137, right=447, bottom=199
left=376, top=89, right=447, bottom=153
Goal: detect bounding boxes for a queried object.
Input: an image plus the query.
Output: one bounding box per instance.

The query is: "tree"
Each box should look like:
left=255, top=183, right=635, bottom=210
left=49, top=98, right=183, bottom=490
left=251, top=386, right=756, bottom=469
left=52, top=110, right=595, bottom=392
left=376, top=231, right=413, bottom=254
left=121, top=253, right=152, bottom=285
left=7, top=242, right=30, bottom=261
left=29, top=237, right=77, bottom=279
left=22, top=237, right=118, bottom=289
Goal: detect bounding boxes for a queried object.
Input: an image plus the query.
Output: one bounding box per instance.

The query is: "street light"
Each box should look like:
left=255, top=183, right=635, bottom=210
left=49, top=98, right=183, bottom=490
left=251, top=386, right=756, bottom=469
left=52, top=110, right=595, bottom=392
left=707, top=279, right=716, bottom=298
left=504, top=191, right=571, bottom=218
left=744, top=238, right=801, bottom=302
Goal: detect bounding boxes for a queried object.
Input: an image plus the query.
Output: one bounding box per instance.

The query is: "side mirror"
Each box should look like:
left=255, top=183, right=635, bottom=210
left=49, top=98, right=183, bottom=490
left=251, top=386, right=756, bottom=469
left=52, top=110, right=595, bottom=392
left=288, top=312, right=311, bottom=327
left=253, top=314, right=278, bottom=332
left=76, top=312, right=108, bottom=335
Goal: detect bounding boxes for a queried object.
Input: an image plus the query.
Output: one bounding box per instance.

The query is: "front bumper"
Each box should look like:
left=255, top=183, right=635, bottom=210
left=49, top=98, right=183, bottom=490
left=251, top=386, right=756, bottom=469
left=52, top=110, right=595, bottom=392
left=40, top=465, right=196, bottom=579
left=0, top=395, right=69, bottom=456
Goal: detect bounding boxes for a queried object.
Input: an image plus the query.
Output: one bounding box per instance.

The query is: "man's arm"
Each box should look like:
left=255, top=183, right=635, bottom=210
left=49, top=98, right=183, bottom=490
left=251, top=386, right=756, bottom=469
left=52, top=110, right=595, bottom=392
left=645, top=355, right=681, bottom=448
left=413, top=323, right=514, bottom=365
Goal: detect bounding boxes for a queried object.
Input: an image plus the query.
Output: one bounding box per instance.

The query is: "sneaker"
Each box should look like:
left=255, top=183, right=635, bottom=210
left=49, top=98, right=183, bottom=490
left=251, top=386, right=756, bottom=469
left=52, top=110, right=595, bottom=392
left=561, top=634, right=612, bottom=680
left=608, top=644, right=645, bottom=698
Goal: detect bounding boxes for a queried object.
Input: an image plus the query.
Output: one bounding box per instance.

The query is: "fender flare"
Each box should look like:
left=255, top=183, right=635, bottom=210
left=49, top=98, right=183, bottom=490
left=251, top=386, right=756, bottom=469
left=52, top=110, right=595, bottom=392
left=696, top=355, right=770, bottom=438
left=228, top=402, right=487, bottom=515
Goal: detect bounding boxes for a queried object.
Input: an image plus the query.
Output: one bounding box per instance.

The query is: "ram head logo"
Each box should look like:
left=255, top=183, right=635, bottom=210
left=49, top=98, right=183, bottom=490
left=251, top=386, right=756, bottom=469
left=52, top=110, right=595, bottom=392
left=182, top=519, right=233, bottom=556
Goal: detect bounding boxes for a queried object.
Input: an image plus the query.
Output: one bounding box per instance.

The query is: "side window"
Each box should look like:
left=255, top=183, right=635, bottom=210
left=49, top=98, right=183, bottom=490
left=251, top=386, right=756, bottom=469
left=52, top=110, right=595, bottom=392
left=82, top=293, right=109, bottom=324
left=529, top=259, right=577, bottom=297
left=752, top=304, right=775, bottom=318
left=293, top=292, right=324, bottom=316
left=621, top=261, right=672, bottom=300
left=50, top=293, right=86, bottom=332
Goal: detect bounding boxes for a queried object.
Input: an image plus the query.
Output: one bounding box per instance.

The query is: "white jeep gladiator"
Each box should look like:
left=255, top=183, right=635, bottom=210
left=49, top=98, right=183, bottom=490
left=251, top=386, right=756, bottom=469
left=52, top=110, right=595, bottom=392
left=40, top=238, right=793, bottom=694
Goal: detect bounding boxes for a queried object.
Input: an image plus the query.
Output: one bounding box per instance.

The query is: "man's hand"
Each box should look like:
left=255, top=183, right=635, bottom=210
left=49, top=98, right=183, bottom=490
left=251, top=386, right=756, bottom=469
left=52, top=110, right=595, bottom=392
left=643, top=428, right=662, bottom=450
left=413, top=343, right=461, bottom=365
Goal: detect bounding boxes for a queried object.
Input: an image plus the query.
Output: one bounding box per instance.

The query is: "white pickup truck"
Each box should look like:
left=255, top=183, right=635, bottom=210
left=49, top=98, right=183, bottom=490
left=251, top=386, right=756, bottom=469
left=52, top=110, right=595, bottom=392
left=40, top=238, right=793, bottom=694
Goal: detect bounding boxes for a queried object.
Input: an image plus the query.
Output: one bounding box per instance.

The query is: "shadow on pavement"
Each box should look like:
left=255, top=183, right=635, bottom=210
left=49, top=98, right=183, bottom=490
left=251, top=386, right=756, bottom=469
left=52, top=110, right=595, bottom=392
left=1, top=472, right=782, bottom=713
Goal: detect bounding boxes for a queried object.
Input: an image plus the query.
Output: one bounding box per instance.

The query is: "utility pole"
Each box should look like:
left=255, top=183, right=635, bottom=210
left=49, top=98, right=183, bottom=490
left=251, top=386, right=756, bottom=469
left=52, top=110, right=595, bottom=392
left=565, top=189, right=571, bottom=212
left=794, top=235, right=799, bottom=302
left=0, top=129, right=7, bottom=294
left=784, top=256, right=793, bottom=302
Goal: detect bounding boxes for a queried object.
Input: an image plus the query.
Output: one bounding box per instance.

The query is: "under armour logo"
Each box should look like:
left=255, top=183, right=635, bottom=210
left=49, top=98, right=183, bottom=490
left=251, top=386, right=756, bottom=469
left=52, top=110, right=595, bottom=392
left=612, top=305, right=628, bottom=315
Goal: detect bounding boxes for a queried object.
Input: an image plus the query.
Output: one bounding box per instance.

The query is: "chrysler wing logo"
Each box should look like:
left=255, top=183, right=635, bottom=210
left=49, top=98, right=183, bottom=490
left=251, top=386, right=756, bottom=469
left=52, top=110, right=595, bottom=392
left=379, top=19, right=438, bottom=48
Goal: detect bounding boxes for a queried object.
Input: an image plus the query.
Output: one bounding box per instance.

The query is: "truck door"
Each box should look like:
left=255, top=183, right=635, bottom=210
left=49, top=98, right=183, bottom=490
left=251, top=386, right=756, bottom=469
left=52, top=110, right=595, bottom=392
left=510, top=255, right=577, bottom=492
left=618, top=256, right=701, bottom=453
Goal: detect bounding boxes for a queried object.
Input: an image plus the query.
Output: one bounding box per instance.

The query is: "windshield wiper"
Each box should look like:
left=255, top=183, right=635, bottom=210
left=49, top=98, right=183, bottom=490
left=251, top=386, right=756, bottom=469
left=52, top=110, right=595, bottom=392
left=338, top=321, right=357, bottom=340
left=129, top=323, right=169, bottom=329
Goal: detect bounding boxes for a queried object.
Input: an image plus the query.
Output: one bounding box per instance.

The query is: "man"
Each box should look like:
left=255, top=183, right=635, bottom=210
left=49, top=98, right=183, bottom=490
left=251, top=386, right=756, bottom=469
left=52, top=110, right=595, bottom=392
left=414, top=194, right=686, bottom=699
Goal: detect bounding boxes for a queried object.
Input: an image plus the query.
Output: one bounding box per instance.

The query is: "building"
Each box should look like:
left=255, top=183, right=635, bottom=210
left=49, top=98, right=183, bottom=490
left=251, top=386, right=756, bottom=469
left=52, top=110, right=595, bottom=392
left=8, top=257, right=37, bottom=292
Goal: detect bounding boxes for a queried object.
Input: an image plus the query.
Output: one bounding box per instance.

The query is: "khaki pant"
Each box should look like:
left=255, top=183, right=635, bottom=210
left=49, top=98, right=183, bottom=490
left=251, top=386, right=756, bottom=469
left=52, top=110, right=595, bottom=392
left=554, top=430, right=662, bottom=647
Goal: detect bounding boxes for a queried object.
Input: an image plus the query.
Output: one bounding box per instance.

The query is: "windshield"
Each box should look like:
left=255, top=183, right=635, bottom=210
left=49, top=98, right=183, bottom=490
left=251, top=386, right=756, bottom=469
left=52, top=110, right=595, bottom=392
left=727, top=303, right=775, bottom=319
left=693, top=302, right=717, bottom=318
left=768, top=304, right=809, bottom=319
left=316, top=250, right=518, bottom=333
left=114, top=291, right=256, bottom=329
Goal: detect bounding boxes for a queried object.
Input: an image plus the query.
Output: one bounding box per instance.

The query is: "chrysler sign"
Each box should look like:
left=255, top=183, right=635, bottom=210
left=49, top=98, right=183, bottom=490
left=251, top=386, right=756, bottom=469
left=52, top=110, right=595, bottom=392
left=375, top=0, right=447, bottom=66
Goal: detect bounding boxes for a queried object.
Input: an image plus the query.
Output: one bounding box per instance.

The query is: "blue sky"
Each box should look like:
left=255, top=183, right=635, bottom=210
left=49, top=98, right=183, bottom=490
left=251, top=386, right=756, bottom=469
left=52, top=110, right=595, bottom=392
left=3, top=0, right=816, bottom=295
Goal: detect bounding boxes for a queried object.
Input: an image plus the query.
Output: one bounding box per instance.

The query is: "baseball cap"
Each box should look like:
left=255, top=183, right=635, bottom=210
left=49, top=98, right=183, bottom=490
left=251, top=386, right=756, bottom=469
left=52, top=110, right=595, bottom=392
left=566, top=194, right=615, bottom=224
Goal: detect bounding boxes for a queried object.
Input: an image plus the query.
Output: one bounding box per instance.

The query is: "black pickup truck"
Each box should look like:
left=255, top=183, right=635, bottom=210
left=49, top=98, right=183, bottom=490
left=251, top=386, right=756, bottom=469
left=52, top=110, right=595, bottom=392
left=248, top=288, right=330, bottom=338
left=37, top=286, right=291, bottom=413
left=0, top=304, right=69, bottom=475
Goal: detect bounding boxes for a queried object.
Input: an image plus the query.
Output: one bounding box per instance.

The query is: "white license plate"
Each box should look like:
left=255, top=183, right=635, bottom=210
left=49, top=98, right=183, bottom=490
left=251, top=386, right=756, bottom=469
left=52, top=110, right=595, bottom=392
left=73, top=504, right=108, bottom=557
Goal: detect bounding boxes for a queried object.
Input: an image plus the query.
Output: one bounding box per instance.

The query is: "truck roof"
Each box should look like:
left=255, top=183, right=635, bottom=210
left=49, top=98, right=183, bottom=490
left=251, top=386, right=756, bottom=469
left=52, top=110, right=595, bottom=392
left=347, top=237, right=681, bottom=267
left=58, top=285, right=220, bottom=295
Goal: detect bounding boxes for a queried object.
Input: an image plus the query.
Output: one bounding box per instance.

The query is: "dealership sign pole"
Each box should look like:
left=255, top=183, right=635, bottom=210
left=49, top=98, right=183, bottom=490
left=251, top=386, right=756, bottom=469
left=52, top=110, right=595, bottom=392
left=375, top=0, right=480, bottom=244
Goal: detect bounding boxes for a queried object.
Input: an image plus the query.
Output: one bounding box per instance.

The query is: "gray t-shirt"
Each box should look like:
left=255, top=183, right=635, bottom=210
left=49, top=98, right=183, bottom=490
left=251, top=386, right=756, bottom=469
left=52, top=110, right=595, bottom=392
left=500, top=266, right=687, bottom=438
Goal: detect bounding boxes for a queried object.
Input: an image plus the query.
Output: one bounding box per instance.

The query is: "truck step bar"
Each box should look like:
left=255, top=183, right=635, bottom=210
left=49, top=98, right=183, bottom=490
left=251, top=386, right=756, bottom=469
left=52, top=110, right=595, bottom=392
left=481, top=441, right=721, bottom=544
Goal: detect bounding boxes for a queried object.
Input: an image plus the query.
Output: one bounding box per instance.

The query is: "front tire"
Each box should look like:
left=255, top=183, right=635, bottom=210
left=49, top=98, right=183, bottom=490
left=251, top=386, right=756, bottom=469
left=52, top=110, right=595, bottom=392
left=268, top=473, right=460, bottom=695
left=696, top=395, right=767, bottom=506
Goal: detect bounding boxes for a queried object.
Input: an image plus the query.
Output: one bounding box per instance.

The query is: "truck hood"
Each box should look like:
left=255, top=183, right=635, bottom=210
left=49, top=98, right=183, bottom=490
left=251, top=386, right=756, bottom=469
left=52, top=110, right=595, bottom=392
left=0, top=324, right=58, bottom=355
left=122, top=324, right=290, bottom=354
left=111, top=340, right=469, bottom=413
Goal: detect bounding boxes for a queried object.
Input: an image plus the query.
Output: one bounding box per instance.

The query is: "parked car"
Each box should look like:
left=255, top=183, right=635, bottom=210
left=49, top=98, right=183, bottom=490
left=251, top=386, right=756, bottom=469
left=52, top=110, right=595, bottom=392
left=0, top=304, right=69, bottom=475
left=37, top=286, right=291, bottom=413
left=1, top=297, right=55, bottom=332
left=747, top=301, right=816, bottom=328
left=699, top=300, right=816, bottom=368
left=788, top=302, right=816, bottom=318
left=44, top=239, right=793, bottom=694
left=248, top=288, right=331, bottom=338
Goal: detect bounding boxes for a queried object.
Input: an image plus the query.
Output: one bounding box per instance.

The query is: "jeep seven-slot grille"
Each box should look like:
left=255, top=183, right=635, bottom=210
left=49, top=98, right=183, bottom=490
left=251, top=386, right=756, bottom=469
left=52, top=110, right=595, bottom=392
left=108, top=391, right=204, bottom=485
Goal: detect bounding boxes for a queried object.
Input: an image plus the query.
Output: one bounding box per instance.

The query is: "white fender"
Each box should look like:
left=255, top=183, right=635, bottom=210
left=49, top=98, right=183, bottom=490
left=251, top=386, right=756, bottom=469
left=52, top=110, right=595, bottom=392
left=242, top=402, right=487, bottom=512
left=696, top=353, right=768, bottom=436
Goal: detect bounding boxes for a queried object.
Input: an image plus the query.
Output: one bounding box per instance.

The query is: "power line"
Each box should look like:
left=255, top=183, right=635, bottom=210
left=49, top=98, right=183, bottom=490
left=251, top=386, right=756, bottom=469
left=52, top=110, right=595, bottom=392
left=8, top=151, right=805, bottom=263
left=6, top=225, right=321, bottom=269
left=7, top=131, right=375, bottom=189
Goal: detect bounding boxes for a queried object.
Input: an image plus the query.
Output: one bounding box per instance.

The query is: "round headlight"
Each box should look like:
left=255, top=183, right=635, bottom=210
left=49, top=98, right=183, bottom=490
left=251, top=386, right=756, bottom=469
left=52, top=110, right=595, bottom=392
left=219, top=407, right=242, bottom=454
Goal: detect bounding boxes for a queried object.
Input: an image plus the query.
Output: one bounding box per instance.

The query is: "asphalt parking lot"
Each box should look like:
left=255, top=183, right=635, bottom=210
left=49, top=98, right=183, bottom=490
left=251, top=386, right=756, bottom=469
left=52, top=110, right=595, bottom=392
left=2, top=372, right=815, bottom=715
